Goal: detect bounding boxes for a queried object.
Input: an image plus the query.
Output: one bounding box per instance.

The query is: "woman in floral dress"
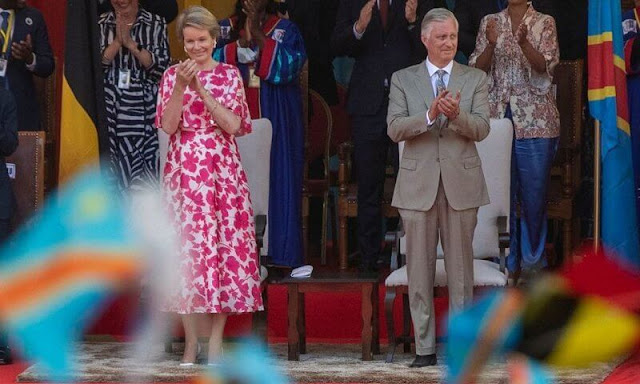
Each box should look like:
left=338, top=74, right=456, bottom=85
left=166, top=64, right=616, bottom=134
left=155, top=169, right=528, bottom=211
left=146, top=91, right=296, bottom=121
left=469, top=0, right=560, bottom=278
left=155, top=6, right=263, bottom=365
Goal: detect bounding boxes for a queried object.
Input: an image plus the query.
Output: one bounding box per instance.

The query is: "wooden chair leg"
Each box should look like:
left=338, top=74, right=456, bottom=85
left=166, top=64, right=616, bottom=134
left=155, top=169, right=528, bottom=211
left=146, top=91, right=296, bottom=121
left=384, top=289, right=397, bottom=363
left=328, top=191, right=337, bottom=264
left=372, top=283, right=380, bottom=355
left=320, top=191, right=329, bottom=265
left=338, top=210, right=348, bottom=270
left=299, top=292, right=306, bottom=354
left=562, top=219, right=572, bottom=264
left=252, top=284, right=268, bottom=342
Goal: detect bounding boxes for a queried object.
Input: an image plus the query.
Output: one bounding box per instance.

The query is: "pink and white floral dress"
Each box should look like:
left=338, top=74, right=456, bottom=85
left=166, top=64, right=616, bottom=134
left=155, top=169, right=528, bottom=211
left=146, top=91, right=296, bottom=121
left=155, top=63, right=263, bottom=314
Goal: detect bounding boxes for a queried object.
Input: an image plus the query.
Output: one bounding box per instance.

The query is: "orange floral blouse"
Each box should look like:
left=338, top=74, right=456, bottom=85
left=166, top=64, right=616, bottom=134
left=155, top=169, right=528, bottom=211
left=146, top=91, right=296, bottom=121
left=469, top=5, right=560, bottom=139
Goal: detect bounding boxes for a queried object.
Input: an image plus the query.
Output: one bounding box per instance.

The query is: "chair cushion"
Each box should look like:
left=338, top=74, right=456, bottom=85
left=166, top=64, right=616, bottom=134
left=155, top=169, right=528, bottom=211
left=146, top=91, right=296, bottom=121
left=384, top=259, right=507, bottom=288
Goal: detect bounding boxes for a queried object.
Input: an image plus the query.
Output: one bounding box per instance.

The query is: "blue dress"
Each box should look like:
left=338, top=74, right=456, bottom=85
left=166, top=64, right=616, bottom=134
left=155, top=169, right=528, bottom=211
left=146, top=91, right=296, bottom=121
left=623, top=7, right=640, bottom=232
left=215, top=15, right=307, bottom=267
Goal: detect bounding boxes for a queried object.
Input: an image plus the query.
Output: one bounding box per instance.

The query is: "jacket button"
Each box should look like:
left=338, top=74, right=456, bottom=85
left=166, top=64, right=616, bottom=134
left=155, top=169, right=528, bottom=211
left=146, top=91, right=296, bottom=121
left=436, top=158, right=440, bottom=162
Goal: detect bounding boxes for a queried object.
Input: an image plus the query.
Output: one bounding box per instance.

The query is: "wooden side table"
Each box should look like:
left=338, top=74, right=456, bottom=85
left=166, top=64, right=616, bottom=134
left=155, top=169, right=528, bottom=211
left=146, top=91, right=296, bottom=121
left=279, top=272, right=380, bottom=361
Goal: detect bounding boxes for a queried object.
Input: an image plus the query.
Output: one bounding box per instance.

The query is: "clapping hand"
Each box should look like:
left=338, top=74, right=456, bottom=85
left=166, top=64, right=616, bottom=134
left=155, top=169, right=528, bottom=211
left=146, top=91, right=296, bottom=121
left=355, top=0, right=375, bottom=34
left=115, top=13, right=135, bottom=50
left=486, top=18, right=498, bottom=46
left=176, top=59, right=198, bottom=90
left=11, top=34, right=33, bottom=64
left=516, top=23, right=528, bottom=47
left=439, top=90, right=461, bottom=120
left=428, top=89, right=449, bottom=122
left=405, top=0, right=417, bottom=24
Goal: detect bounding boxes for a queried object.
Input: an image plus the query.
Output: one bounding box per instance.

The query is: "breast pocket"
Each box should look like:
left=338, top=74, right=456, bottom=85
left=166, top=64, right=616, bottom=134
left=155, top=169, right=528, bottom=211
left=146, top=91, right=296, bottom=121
left=463, top=156, right=481, bottom=169
left=400, top=158, right=417, bottom=171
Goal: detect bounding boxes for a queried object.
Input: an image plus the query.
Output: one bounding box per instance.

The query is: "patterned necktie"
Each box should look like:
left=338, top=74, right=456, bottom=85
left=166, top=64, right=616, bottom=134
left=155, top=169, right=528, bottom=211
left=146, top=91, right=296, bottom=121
left=435, top=69, right=446, bottom=97
left=435, top=69, right=447, bottom=125
left=379, top=0, right=389, bottom=29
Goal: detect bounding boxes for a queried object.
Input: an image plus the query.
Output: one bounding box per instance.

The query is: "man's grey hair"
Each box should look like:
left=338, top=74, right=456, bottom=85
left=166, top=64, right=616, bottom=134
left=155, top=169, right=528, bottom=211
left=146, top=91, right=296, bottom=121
left=420, top=8, right=459, bottom=38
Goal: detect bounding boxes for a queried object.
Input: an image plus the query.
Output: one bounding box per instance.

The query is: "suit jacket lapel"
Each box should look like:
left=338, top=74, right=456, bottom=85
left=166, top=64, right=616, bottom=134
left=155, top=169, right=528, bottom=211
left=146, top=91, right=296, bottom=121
left=446, top=62, right=465, bottom=97
left=415, top=62, right=434, bottom=109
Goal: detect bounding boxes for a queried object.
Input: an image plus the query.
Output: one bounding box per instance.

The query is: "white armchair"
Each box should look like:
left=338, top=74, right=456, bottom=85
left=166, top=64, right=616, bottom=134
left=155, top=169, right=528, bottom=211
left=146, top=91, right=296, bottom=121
left=235, top=118, right=273, bottom=340
left=384, top=118, right=513, bottom=362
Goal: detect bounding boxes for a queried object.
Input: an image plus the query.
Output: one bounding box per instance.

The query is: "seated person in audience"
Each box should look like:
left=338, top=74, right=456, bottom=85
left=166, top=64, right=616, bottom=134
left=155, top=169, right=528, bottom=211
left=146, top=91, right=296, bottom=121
left=469, top=0, right=559, bottom=278
left=214, top=0, right=307, bottom=268
left=98, top=0, right=179, bottom=23
left=0, top=0, right=54, bottom=131
left=623, top=0, right=640, bottom=233
left=387, top=8, right=490, bottom=368
left=0, top=87, right=18, bottom=365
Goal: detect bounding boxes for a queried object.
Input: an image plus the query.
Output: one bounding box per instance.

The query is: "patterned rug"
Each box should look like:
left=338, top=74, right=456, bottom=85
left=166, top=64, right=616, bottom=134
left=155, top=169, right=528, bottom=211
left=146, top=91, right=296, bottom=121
left=17, top=342, right=619, bottom=383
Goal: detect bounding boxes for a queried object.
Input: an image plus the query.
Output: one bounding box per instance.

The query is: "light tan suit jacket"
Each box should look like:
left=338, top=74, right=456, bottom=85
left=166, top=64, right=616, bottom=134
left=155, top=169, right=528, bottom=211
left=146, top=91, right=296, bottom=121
left=387, top=61, right=491, bottom=211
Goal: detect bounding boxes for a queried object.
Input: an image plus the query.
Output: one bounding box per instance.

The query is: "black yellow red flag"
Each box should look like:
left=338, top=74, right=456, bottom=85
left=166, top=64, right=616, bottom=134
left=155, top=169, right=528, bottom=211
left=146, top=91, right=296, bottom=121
left=58, top=0, right=107, bottom=184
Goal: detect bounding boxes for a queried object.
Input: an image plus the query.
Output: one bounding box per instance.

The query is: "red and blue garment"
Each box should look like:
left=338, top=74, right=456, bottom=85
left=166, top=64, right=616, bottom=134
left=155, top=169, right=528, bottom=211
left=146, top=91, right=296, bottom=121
left=214, top=15, right=307, bottom=267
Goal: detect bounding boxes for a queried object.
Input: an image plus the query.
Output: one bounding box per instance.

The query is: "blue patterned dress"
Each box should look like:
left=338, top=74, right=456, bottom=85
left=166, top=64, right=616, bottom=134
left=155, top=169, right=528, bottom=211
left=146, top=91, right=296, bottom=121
left=215, top=15, right=307, bottom=267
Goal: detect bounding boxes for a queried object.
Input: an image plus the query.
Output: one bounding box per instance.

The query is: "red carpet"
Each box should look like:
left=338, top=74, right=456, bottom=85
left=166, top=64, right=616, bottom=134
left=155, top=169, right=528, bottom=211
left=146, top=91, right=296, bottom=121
left=0, top=285, right=636, bottom=383
left=88, top=284, right=451, bottom=342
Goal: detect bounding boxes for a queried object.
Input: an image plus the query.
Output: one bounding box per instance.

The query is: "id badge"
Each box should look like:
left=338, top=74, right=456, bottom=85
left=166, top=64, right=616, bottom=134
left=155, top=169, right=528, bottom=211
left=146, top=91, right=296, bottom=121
left=117, top=69, right=131, bottom=89
left=0, top=58, right=8, bottom=77
left=248, top=67, right=260, bottom=88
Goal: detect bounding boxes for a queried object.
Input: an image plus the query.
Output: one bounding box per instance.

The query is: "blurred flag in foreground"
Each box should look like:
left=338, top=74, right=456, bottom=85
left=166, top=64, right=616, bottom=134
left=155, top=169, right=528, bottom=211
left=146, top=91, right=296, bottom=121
left=0, top=168, right=142, bottom=381
left=446, top=248, right=640, bottom=384
left=194, top=339, right=289, bottom=384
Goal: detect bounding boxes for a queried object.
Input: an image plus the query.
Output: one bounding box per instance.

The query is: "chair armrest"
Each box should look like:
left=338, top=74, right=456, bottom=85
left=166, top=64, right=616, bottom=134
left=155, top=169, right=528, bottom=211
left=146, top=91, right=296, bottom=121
left=497, top=215, right=509, bottom=273
left=255, top=214, right=266, bottom=249
left=385, top=218, right=405, bottom=271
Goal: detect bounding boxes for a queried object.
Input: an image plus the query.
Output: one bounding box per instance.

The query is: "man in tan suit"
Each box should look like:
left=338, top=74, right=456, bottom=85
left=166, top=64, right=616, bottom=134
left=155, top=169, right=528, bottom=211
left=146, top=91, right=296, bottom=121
left=387, top=8, right=490, bottom=367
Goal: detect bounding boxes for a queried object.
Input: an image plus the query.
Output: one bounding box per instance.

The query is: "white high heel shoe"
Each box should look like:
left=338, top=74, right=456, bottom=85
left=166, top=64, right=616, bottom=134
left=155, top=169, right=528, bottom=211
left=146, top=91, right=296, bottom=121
left=179, top=343, right=201, bottom=367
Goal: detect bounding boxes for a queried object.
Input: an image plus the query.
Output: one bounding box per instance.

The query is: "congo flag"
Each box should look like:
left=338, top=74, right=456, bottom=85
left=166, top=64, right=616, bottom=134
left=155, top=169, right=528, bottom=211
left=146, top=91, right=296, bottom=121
left=588, top=0, right=640, bottom=266
left=0, top=168, right=141, bottom=382
left=58, top=0, right=108, bottom=184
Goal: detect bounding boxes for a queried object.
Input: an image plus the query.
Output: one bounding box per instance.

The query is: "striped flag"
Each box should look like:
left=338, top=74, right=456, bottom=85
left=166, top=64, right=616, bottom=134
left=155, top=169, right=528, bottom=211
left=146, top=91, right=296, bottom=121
left=58, top=0, right=108, bottom=184
left=588, top=0, right=640, bottom=265
left=0, top=168, right=141, bottom=382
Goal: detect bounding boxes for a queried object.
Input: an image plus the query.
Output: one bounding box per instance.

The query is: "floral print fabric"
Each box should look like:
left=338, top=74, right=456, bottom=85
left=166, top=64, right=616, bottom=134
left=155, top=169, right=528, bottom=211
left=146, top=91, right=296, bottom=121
left=156, top=63, right=263, bottom=314
left=469, top=5, right=560, bottom=139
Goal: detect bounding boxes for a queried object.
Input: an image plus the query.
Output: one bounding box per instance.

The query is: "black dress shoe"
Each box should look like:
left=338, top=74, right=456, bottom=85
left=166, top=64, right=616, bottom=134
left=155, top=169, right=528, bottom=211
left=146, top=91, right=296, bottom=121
left=409, top=354, right=437, bottom=367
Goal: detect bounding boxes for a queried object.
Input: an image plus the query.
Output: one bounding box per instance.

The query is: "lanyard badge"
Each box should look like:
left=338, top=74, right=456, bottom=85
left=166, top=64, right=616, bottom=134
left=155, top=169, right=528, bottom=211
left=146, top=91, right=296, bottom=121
left=0, top=9, right=14, bottom=77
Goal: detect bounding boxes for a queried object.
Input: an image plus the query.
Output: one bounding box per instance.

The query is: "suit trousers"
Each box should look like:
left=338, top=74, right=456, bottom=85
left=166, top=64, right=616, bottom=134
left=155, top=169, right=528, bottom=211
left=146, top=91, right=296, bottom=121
left=399, top=181, right=477, bottom=355
left=351, top=104, right=395, bottom=267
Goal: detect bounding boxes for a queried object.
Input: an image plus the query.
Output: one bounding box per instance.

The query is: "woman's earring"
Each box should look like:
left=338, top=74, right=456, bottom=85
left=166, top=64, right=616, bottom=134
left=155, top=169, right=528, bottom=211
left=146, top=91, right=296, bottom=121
left=184, top=47, right=188, bottom=53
